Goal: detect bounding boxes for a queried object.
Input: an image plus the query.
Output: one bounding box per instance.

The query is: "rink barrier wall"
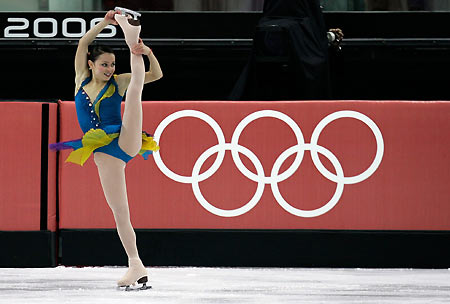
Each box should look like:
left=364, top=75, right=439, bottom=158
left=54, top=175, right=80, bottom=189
left=0, top=231, right=56, bottom=267
left=58, top=100, right=450, bottom=231
left=2, top=100, right=450, bottom=267
left=59, top=229, right=450, bottom=268
left=0, top=102, right=57, bottom=267
left=56, top=100, right=450, bottom=267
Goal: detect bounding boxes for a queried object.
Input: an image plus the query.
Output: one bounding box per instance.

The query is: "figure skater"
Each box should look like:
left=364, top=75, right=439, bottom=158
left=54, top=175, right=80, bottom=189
left=50, top=9, right=162, bottom=289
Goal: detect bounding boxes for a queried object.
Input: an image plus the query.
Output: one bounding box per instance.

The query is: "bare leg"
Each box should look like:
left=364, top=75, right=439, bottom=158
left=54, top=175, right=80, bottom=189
left=94, top=152, right=147, bottom=286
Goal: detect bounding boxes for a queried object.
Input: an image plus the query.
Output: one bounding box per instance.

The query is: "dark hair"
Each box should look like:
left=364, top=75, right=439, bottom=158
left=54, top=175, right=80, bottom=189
left=87, top=45, right=114, bottom=63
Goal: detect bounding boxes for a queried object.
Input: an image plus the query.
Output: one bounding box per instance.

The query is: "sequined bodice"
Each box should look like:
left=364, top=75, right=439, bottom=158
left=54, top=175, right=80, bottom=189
left=75, top=76, right=123, bottom=133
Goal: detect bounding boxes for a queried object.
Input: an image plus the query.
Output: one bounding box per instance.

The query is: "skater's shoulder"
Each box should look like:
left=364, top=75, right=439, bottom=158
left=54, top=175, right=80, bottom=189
left=114, top=73, right=132, bottom=96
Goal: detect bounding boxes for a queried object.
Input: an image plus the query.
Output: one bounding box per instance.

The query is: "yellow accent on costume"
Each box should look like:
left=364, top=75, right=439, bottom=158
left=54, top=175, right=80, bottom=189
left=65, top=129, right=160, bottom=166
left=139, top=133, right=160, bottom=156
left=66, top=129, right=119, bottom=166
left=94, top=83, right=116, bottom=121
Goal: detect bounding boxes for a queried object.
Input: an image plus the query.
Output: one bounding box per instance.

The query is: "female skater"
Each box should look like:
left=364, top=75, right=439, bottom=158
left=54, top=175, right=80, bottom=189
left=51, top=9, right=162, bottom=289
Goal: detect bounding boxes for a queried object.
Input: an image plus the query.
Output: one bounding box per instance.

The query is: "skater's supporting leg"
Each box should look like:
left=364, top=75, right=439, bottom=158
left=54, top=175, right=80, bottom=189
left=94, top=152, right=148, bottom=286
left=94, top=153, right=139, bottom=259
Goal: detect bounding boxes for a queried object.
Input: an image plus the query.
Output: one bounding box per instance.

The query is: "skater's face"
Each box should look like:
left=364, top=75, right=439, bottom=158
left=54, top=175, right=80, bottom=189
left=88, top=53, right=116, bottom=82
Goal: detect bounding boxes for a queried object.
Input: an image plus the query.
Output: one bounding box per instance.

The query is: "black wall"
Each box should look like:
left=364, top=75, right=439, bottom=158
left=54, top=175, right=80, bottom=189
left=0, top=11, right=449, bottom=102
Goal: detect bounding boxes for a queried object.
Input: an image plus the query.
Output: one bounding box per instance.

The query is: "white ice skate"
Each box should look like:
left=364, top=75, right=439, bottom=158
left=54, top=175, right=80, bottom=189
left=117, top=258, right=151, bottom=291
left=114, top=6, right=141, bottom=21
left=114, top=7, right=141, bottom=47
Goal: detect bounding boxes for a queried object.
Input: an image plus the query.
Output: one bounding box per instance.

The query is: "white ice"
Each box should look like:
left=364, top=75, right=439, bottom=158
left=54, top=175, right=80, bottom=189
left=0, top=267, right=449, bottom=303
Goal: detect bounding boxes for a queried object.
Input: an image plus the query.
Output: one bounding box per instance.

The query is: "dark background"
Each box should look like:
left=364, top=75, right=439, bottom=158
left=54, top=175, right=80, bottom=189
left=0, top=11, right=449, bottom=102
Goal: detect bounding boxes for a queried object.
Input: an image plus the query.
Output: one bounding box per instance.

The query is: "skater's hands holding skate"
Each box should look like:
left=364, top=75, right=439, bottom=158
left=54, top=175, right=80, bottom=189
left=104, top=10, right=118, bottom=25
left=131, top=38, right=152, bottom=56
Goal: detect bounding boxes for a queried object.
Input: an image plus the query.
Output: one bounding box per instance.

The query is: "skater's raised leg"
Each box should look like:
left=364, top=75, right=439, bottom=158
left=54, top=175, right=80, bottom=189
left=114, top=12, right=145, bottom=158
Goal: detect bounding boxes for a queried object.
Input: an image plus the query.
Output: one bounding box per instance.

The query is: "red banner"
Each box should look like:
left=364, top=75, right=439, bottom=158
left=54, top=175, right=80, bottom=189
left=58, top=100, right=450, bottom=230
left=0, top=102, right=57, bottom=231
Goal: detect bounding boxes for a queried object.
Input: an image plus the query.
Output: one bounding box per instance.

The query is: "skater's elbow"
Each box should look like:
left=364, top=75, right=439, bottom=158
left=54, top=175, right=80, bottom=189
left=145, top=71, right=163, bottom=84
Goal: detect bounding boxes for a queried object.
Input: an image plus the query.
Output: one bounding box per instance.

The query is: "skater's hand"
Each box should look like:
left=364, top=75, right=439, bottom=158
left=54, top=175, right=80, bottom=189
left=104, top=10, right=118, bottom=25
left=131, top=38, right=152, bottom=56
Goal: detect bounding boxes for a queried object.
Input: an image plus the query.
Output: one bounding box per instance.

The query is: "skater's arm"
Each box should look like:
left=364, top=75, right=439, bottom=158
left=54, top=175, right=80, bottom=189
left=144, top=50, right=163, bottom=84
left=116, top=40, right=163, bottom=95
left=130, top=39, right=163, bottom=83
left=75, top=11, right=117, bottom=86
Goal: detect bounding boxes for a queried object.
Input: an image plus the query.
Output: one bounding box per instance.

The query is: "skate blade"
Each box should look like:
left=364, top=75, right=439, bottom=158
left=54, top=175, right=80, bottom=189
left=114, top=9, right=141, bottom=26
left=118, top=283, right=152, bottom=291
left=114, top=6, right=141, bottom=20
left=118, top=277, right=151, bottom=291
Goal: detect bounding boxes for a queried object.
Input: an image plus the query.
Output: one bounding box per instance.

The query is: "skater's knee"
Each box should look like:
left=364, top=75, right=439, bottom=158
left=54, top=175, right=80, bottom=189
left=124, top=146, right=140, bottom=158
left=118, top=138, right=142, bottom=158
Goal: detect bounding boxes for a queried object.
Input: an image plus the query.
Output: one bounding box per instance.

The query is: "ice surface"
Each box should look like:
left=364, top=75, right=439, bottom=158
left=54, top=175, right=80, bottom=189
left=0, top=267, right=449, bottom=303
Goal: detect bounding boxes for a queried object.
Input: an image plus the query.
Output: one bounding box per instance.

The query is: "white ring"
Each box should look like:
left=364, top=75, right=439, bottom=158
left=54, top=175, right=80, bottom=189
left=310, top=111, right=384, bottom=185
left=153, top=110, right=226, bottom=183
left=271, top=143, right=345, bottom=217
left=152, top=109, right=384, bottom=218
left=231, top=110, right=305, bottom=184
left=192, top=143, right=265, bottom=217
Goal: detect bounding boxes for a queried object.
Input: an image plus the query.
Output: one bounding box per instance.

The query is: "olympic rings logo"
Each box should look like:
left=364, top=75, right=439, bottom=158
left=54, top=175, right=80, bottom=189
left=153, top=110, right=384, bottom=218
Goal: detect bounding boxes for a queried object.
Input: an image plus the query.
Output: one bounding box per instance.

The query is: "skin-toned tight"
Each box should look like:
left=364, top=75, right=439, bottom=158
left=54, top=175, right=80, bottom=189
left=93, top=14, right=146, bottom=286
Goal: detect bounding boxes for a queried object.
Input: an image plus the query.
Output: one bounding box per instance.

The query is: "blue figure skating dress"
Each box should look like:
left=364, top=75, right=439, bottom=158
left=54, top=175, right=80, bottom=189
left=49, top=75, right=159, bottom=166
